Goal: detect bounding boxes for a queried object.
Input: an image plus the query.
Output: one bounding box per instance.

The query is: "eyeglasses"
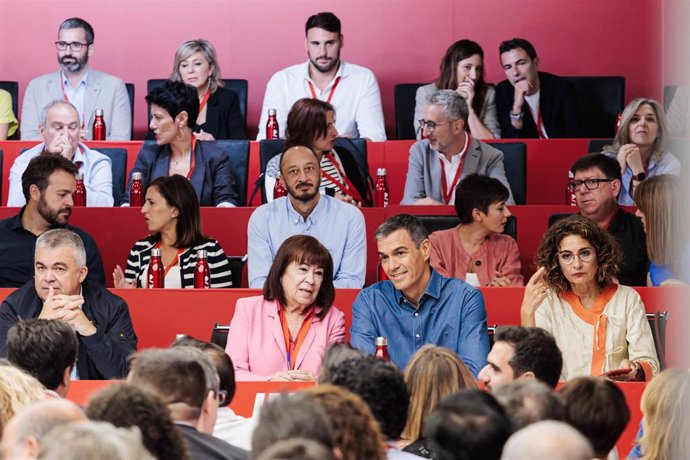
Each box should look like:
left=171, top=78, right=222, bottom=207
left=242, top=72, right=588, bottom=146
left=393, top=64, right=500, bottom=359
left=418, top=119, right=455, bottom=133
left=217, top=389, right=228, bottom=405
left=568, top=178, right=615, bottom=192
left=558, top=248, right=594, bottom=265
left=55, top=41, right=90, bottom=51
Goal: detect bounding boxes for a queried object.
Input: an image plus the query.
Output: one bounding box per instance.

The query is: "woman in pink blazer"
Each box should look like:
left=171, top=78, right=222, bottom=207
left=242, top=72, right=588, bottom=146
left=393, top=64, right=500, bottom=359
left=226, top=235, right=346, bottom=381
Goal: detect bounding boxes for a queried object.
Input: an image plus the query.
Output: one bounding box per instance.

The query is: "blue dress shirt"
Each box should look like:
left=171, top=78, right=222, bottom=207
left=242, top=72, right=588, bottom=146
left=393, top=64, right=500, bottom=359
left=350, top=268, right=489, bottom=375
left=608, top=150, right=681, bottom=206
left=247, top=195, right=366, bottom=288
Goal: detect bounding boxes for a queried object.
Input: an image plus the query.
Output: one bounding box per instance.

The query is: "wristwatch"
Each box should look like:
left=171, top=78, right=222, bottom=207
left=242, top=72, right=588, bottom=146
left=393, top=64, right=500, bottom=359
left=510, top=112, right=524, bottom=121
left=633, top=172, right=647, bottom=181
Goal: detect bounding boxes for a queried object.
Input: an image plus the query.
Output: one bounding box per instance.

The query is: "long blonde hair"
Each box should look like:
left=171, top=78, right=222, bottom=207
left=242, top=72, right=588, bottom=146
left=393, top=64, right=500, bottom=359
left=401, top=345, right=477, bottom=441
left=0, top=363, right=46, bottom=436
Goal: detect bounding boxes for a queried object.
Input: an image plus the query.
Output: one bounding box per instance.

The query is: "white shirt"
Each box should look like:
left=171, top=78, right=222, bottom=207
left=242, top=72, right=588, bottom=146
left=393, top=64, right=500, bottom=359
left=257, top=60, right=386, bottom=141
left=61, top=69, right=90, bottom=124
left=436, top=132, right=469, bottom=204
left=524, top=91, right=549, bottom=138
left=213, top=406, right=256, bottom=451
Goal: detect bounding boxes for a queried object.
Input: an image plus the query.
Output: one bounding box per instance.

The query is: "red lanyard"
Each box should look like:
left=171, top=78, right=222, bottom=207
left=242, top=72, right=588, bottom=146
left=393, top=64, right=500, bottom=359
left=308, top=77, right=341, bottom=104
left=154, top=242, right=185, bottom=278
left=60, top=78, right=85, bottom=130
left=536, top=107, right=546, bottom=139
left=198, top=90, right=211, bottom=114
left=321, top=152, right=364, bottom=203
left=439, top=134, right=470, bottom=205
left=279, top=306, right=314, bottom=370
left=187, top=137, right=197, bottom=180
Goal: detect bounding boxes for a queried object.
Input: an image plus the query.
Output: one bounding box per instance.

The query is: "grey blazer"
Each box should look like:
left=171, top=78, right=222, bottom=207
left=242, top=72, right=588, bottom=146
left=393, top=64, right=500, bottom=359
left=20, top=69, right=131, bottom=140
left=401, top=138, right=515, bottom=205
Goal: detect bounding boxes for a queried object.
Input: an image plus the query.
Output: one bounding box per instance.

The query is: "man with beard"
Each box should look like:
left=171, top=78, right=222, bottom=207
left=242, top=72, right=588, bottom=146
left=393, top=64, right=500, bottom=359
left=0, top=154, right=105, bottom=287
left=256, top=12, right=386, bottom=141
left=20, top=17, right=131, bottom=140
left=7, top=100, right=113, bottom=207
left=247, top=145, right=366, bottom=288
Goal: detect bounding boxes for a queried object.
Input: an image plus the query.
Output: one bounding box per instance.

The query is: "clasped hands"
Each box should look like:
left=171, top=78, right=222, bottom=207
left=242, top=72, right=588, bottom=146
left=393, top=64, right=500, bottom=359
left=38, top=286, right=96, bottom=336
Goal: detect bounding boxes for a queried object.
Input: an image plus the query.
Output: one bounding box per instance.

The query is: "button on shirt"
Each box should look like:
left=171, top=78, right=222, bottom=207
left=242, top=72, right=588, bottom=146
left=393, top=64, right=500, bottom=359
left=350, top=268, right=489, bottom=375
left=62, top=70, right=89, bottom=123
left=247, top=194, right=366, bottom=288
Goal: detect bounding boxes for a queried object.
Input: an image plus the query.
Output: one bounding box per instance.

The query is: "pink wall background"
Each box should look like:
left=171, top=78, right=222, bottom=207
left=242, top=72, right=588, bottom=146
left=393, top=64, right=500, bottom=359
left=0, top=0, right=667, bottom=139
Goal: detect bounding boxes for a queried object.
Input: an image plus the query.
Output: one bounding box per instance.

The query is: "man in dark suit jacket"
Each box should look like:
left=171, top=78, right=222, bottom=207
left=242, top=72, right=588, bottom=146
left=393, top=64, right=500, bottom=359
left=0, top=228, right=137, bottom=379
left=495, top=38, right=580, bottom=139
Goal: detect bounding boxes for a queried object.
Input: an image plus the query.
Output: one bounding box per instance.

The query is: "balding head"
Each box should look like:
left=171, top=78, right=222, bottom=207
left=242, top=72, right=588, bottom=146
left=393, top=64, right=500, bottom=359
left=501, top=421, right=594, bottom=460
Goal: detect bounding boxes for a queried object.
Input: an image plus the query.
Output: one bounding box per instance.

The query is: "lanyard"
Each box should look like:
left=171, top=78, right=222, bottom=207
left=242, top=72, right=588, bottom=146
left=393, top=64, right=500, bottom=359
left=154, top=242, right=185, bottom=278
left=60, top=78, right=85, bottom=130
left=439, top=133, right=470, bottom=205
left=321, top=152, right=364, bottom=203
left=279, top=306, right=314, bottom=370
left=198, top=90, right=211, bottom=114
left=536, top=107, right=546, bottom=139
left=308, top=77, right=341, bottom=104
left=187, top=137, right=197, bottom=180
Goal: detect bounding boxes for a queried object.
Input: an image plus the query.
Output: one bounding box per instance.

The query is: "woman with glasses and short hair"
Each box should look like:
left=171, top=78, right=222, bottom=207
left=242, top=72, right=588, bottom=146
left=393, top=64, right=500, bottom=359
left=520, top=215, right=658, bottom=381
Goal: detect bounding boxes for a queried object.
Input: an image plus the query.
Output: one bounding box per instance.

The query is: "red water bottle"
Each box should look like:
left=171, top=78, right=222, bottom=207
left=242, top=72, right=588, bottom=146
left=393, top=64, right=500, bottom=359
left=92, top=109, right=106, bottom=141
left=194, top=250, right=210, bottom=289
left=374, top=337, right=390, bottom=362
left=375, top=168, right=389, bottom=208
left=148, top=248, right=164, bottom=288
left=130, top=172, right=143, bottom=207
left=567, top=170, right=577, bottom=206
left=73, top=173, right=86, bottom=206
left=266, top=108, right=279, bottom=140
left=615, top=112, right=622, bottom=133
left=273, top=176, right=287, bottom=199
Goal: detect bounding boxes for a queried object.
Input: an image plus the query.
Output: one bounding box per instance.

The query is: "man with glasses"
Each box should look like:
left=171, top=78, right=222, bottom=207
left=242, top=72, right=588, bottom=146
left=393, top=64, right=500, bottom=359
left=566, top=153, right=649, bottom=285
left=21, top=17, right=131, bottom=140
left=401, top=89, right=514, bottom=205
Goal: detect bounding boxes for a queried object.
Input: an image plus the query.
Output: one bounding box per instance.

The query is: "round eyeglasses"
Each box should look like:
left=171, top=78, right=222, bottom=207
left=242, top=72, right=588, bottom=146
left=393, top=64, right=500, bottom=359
left=557, top=248, right=594, bottom=265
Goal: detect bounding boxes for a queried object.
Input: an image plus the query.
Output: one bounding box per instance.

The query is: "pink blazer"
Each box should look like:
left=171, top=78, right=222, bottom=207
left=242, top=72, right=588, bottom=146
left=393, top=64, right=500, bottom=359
left=225, top=296, right=346, bottom=381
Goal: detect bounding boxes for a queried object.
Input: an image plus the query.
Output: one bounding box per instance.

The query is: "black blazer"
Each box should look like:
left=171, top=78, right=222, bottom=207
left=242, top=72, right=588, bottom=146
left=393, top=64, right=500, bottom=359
left=332, top=145, right=373, bottom=206
left=195, top=87, right=246, bottom=140
left=495, top=71, right=580, bottom=139
left=177, top=424, right=248, bottom=460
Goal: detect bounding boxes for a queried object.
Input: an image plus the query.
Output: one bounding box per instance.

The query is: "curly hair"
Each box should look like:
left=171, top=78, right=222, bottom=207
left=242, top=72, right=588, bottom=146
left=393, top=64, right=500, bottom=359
left=535, top=215, right=620, bottom=293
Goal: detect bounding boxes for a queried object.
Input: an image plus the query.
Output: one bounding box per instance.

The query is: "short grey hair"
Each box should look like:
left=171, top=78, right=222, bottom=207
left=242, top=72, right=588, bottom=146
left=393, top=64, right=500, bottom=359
left=174, top=346, right=220, bottom=394
left=35, top=229, right=86, bottom=267
left=493, top=380, right=564, bottom=430
left=374, top=214, right=429, bottom=248
left=39, top=100, right=80, bottom=127
left=427, top=89, right=469, bottom=123
left=501, top=421, right=594, bottom=460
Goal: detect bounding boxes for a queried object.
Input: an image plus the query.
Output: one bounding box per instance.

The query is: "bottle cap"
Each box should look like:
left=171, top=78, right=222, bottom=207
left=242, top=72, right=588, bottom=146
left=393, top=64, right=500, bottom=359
left=375, top=336, right=388, bottom=347
left=268, top=108, right=277, bottom=116
left=376, top=168, right=387, bottom=176
left=196, top=249, right=208, bottom=259
left=77, top=172, right=84, bottom=180
left=151, top=248, right=162, bottom=257
left=132, top=172, right=143, bottom=181
left=95, top=109, right=104, bottom=116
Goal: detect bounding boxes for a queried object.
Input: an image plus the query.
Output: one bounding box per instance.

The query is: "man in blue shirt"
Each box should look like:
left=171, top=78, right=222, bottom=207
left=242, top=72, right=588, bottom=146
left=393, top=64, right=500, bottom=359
left=247, top=145, right=366, bottom=288
left=350, top=214, right=488, bottom=374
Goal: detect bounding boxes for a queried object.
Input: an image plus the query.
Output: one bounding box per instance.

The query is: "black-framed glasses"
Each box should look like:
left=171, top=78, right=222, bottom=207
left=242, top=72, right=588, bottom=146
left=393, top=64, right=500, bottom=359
left=418, top=119, right=455, bottom=133
left=558, top=248, right=594, bottom=265
left=568, top=178, right=615, bottom=192
left=55, top=41, right=90, bottom=51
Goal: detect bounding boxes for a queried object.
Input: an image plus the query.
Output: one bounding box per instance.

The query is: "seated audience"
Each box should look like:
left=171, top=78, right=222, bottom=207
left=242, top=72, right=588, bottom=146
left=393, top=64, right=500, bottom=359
left=317, top=343, right=365, bottom=384
left=495, top=38, right=579, bottom=139
left=122, top=80, right=239, bottom=207
left=603, top=98, right=680, bottom=206
left=256, top=439, right=334, bottom=460
left=559, top=377, right=629, bottom=460
left=304, top=384, right=386, bottom=460
left=169, top=39, right=245, bottom=140
left=493, top=380, right=563, bottom=430
left=0, top=154, right=105, bottom=287
left=425, top=389, right=512, bottom=460
left=665, top=84, right=690, bottom=137
left=400, top=345, right=477, bottom=458
left=0, top=364, right=46, bottom=437
left=0, top=229, right=137, bottom=379
left=248, top=145, right=366, bottom=288
left=227, top=235, right=345, bottom=381
left=501, top=421, right=594, bottom=460
left=351, top=214, right=488, bottom=374
left=568, top=153, right=649, bottom=286
left=6, top=319, right=78, bottom=398
left=478, top=326, right=562, bottom=390
left=264, top=98, right=372, bottom=206
left=0, top=88, right=18, bottom=140
left=521, top=216, right=659, bottom=380
left=128, top=347, right=248, bottom=460
left=0, top=400, right=86, bottom=459
left=113, top=175, right=232, bottom=288
left=634, top=174, right=689, bottom=286
left=402, top=90, right=514, bottom=205
left=86, top=383, right=189, bottom=460
left=8, top=100, right=113, bottom=207
left=429, top=174, right=522, bottom=286
left=415, top=39, right=500, bottom=139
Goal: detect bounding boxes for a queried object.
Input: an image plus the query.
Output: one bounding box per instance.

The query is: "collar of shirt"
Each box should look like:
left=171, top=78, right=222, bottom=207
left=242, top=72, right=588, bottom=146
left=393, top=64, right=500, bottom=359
left=285, top=193, right=328, bottom=227
left=61, top=68, right=91, bottom=92
left=73, top=143, right=87, bottom=164
left=395, top=267, right=442, bottom=307
left=301, top=60, right=348, bottom=93
left=436, top=132, right=469, bottom=165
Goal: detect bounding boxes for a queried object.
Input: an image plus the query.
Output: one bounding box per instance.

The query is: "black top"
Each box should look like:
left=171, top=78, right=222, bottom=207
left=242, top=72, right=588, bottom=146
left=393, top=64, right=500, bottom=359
left=195, top=87, right=246, bottom=140
left=0, top=208, right=105, bottom=288
left=0, top=279, right=138, bottom=379
left=609, top=207, right=650, bottom=286
left=177, top=423, right=249, bottom=460
left=495, top=71, right=580, bottom=139
left=403, top=439, right=432, bottom=458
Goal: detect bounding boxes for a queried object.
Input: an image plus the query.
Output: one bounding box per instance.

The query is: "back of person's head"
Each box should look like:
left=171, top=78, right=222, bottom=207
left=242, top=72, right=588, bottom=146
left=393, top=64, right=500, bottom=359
left=305, top=384, right=386, bottom=460
left=328, top=356, right=409, bottom=440
left=559, top=377, right=628, bottom=457
left=569, top=153, right=622, bottom=182
left=318, top=343, right=365, bottom=384
left=454, top=174, right=511, bottom=224
left=146, top=175, right=205, bottom=248
left=37, top=421, right=154, bottom=460
left=22, top=153, right=78, bottom=201
left=426, top=389, right=512, bottom=460
left=86, top=383, right=189, bottom=460
left=145, top=80, right=199, bottom=129
left=171, top=335, right=236, bottom=406
left=252, top=393, right=335, bottom=457
left=7, top=319, right=78, bottom=394
left=305, top=12, right=341, bottom=35
left=256, top=438, right=335, bottom=460
left=493, top=380, right=563, bottom=431
left=374, top=213, right=429, bottom=248
left=499, top=38, right=538, bottom=59
left=285, top=98, right=335, bottom=150
left=402, top=345, right=477, bottom=441
left=0, top=363, right=46, bottom=437
left=494, top=326, right=562, bottom=388
left=501, top=420, right=594, bottom=460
